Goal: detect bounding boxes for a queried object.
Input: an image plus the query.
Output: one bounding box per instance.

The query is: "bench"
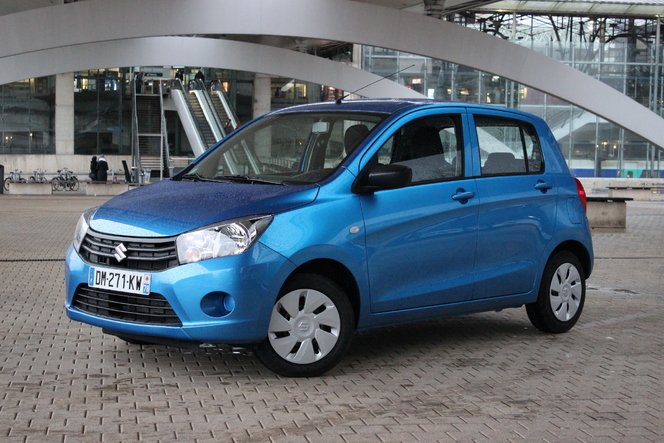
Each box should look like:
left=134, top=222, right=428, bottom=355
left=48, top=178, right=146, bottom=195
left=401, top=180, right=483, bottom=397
left=86, top=182, right=129, bottom=196
left=8, top=182, right=53, bottom=195
left=586, top=196, right=632, bottom=228
left=607, top=186, right=660, bottom=201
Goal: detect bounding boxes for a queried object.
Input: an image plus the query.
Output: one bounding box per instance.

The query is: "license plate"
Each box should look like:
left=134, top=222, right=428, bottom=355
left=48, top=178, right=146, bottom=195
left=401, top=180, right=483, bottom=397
left=88, top=267, right=151, bottom=295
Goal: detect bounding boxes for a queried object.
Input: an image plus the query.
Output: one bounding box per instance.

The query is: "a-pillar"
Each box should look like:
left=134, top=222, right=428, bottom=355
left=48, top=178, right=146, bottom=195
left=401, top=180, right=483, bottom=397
left=55, top=73, right=75, bottom=156
left=253, top=73, right=272, bottom=119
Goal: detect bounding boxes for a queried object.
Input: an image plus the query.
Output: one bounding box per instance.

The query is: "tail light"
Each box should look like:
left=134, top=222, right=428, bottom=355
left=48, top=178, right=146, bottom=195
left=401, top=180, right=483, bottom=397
left=575, top=178, right=587, bottom=212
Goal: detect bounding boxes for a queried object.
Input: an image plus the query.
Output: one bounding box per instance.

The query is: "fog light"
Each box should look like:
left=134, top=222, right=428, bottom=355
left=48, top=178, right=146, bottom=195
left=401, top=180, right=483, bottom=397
left=200, top=292, right=235, bottom=317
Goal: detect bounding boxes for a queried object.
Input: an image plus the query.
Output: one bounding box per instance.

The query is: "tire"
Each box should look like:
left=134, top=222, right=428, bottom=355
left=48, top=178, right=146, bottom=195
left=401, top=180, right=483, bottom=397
left=51, top=177, right=62, bottom=191
left=526, top=251, right=586, bottom=333
left=3, top=178, right=10, bottom=192
left=28, top=176, right=36, bottom=183
left=255, top=274, right=354, bottom=377
left=70, top=177, right=80, bottom=191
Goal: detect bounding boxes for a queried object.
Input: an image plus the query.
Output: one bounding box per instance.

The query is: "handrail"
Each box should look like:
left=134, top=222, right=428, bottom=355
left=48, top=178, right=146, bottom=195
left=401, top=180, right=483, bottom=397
left=132, top=72, right=141, bottom=173
left=213, top=87, right=241, bottom=132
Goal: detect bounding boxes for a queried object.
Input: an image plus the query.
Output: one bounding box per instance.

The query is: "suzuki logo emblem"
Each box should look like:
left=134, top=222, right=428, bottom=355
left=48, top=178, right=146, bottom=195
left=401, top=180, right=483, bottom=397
left=297, top=320, right=310, bottom=332
left=114, top=243, right=128, bottom=262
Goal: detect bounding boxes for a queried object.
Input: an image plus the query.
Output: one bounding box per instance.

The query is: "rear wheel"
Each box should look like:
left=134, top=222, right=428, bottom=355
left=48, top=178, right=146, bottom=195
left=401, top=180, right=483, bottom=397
left=255, top=274, right=354, bottom=377
left=3, top=178, right=10, bottom=191
left=70, top=177, right=80, bottom=191
left=526, top=251, right=586, bottom=333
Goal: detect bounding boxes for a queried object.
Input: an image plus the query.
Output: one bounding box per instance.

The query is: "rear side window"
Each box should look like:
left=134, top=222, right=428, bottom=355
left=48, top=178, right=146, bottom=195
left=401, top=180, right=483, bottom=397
left=475, top=116, right=543, bottom=176
left=375, top=114, right=463, bottom=183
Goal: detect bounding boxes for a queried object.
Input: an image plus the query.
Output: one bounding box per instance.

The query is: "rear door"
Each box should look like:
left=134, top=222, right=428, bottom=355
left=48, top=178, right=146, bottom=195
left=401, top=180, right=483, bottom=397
left=359, top=109, right=480, bottom=312
left=468, top=110, right=558, bottom=300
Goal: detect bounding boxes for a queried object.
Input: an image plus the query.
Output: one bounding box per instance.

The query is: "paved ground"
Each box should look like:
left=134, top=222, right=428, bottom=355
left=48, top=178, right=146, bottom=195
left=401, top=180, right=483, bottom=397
left=0, top=193, right=662, bottom=442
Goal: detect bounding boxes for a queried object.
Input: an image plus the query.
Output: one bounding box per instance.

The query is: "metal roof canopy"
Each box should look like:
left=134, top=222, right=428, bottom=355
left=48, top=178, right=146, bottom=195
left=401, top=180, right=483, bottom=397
left=2, top=0, right=663, bottom=18
left=473, top=0, right=664, bottom=17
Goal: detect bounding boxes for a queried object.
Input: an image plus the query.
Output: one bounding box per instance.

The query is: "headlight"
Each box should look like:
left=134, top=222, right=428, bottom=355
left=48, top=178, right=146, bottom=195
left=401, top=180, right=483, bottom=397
left=177, top=215, right=273, bottom=264
left=73, top=207, right=97, bottom=253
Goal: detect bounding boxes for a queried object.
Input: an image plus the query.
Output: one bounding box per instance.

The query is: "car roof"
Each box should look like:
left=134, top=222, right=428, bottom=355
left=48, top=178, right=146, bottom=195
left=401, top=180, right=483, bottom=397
left=270, top=98, right=532, bottom=119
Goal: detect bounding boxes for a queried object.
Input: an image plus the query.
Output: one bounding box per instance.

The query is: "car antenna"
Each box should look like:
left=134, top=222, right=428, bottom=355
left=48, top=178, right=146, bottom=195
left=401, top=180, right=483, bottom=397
left=336, top=64, right=415, bottom=104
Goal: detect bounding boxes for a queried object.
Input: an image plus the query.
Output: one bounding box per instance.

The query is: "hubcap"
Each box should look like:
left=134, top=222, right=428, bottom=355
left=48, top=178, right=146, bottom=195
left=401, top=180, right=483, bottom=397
left=267, top=288, right=341, bottom=364
left=549, top=263, right=582, bottom=322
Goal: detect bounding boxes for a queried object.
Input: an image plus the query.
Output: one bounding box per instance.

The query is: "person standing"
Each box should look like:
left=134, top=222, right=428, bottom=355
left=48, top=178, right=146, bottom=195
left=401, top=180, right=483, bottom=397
left=89, top=156, right=98, bottom=181
left=135, top=70, right=144, bottom=94
left=195, top=70, right=205, bottom=88
left=96, top=155, right=109, bottom=182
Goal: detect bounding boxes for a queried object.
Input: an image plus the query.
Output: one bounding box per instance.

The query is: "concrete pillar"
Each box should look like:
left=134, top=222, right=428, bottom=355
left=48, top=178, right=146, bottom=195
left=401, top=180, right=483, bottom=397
left=253, top=73, right=272, bottom=119
left=55, top=73, right=75, bottom=155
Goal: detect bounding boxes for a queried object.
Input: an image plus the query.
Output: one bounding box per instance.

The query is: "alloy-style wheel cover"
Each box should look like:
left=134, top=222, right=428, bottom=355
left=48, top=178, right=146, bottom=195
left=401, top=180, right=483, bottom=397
left=267, top=288, right=341, bottom=364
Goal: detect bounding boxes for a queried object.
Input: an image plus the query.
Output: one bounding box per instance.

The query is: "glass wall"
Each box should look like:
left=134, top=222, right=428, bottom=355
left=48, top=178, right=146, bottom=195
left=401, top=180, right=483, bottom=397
left=362, top=15, right=664, bottom=178
left=73, top=68, right=131, bottom=156
left=0, top=77, right=55, bottom=154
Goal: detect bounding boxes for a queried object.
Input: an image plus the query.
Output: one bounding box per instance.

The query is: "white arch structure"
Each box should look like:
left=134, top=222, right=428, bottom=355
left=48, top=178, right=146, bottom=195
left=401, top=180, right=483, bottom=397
left=0, top=0, right=662, bottom=149
left=0, top=36, right=424, bottom=99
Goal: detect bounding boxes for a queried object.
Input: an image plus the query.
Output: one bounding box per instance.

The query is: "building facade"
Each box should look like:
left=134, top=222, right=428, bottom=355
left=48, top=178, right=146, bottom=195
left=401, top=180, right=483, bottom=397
left=1, top=2, right=662, bottom=179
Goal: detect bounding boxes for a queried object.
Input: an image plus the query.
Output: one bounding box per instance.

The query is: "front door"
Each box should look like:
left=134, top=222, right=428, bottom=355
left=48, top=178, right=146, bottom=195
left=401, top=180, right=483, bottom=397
left=359, top=112, right=480, bottom=313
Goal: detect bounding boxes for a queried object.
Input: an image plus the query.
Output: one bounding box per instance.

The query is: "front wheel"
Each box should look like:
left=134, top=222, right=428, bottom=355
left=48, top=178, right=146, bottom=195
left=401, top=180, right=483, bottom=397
left=51, top=177, right=62, bottom=191
left=255, top=274, right=354, bottom=377
left=526, top=251, right=586, bottom=333
left=69, top=177, right=80, bottom=191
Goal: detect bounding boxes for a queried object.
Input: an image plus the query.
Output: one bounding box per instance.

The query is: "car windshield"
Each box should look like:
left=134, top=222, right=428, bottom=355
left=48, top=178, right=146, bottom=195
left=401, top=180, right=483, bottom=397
left=178, top=111, right=385, bottom=185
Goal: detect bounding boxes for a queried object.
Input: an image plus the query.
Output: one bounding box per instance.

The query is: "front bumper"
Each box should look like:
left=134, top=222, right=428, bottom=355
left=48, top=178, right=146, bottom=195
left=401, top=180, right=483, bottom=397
left=64, top=241, right=294, bottom=345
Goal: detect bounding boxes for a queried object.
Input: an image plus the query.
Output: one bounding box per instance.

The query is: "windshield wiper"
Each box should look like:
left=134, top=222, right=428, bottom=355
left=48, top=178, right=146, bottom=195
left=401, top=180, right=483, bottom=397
left=214, top=175, right=286, bottom=185
left=179, top=173, right=210, bottom=182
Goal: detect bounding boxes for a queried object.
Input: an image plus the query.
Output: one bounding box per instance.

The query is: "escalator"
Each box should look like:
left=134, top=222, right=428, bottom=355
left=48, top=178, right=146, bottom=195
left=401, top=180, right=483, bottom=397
left=168, top=79, right=241, bottom=155
left=132, top=78, right=242, bottom=179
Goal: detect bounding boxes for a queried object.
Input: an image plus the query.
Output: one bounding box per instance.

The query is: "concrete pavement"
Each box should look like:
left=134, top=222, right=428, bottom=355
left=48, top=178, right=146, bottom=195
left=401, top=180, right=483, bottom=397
left=0, top=194, right=662, bottom=442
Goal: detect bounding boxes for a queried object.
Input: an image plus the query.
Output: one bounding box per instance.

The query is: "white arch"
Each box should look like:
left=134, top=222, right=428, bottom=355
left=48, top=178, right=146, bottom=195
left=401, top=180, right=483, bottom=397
left=1, top=0, right=662, bottom=148
left=0, top=36, right=423, bottom=99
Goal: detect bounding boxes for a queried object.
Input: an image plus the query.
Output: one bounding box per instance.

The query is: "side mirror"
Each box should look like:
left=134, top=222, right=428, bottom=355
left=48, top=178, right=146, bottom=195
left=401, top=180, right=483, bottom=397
left=353, top=164, right=412, bottom=194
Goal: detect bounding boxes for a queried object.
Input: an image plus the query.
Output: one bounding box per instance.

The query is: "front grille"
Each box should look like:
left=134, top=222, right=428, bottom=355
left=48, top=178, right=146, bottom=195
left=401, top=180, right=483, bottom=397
left=73, top=285, right=182, bottom=325
left=80, top=230, right=178, bottom=271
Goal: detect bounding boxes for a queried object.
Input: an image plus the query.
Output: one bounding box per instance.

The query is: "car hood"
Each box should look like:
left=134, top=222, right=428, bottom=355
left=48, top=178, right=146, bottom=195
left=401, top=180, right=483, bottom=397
left=89, top=180, right=319, bottom=237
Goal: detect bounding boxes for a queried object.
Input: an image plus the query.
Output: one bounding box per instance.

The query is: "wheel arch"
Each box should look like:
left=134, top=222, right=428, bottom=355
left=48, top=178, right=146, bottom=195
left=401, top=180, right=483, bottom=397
left=549, top=240, right=592, bottom=279
left=286, top=259, right=361, bottom=329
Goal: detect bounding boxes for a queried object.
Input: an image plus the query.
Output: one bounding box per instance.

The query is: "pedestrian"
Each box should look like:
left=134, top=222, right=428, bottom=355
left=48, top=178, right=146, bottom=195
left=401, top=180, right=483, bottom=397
left=89, top=155, right=98, bottom=181
left=135, top=70, right=144, bottom=94
left=195, top=70, right=205, bottom=87
left=96, top=155, right=109, bottom=182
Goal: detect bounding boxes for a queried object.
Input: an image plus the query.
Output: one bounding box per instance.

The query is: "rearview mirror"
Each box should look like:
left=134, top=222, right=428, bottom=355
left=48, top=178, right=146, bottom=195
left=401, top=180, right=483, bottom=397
left=352, top=164, right=412, bottom=194
left=312, top=122, right=329, bottom=133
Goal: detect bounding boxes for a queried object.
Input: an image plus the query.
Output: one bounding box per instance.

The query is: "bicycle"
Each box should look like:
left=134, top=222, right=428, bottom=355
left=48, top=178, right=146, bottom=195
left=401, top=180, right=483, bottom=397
left=3, top=169, right=27, bottom=191
left=29, top=168, right=49, bottom=184
left=51, top=168, right=79, bottom=191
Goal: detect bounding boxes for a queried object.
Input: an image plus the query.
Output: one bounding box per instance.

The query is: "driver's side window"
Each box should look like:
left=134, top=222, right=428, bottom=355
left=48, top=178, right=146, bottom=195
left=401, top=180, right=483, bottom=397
left=376, top=114, right=463, bottom=183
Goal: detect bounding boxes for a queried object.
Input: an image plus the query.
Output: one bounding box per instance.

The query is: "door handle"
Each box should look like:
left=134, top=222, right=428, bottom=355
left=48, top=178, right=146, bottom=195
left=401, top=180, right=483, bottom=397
left=452, top=189, right=476, bottom=201
left=535, top=180, right=553, bottom=191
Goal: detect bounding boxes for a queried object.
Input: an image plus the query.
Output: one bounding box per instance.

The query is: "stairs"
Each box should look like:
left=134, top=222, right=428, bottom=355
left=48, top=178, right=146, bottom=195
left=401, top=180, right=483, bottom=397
left=134, top=87, right=168, bottom=180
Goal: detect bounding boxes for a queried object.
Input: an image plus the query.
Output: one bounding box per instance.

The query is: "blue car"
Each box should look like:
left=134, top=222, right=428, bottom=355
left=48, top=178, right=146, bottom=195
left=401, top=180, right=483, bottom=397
left=65, top=99, right=593, bottom=377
